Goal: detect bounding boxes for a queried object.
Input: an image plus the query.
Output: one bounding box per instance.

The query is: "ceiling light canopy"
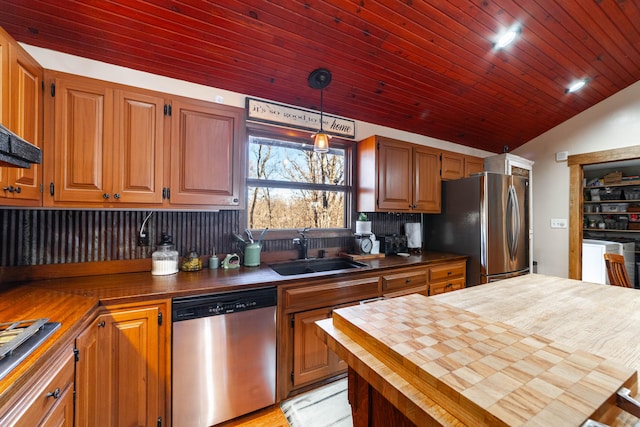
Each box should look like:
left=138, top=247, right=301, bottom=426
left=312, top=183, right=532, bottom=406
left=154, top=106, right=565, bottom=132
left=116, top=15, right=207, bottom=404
left=566, top=79, right=588, bottom=94
left=494, top=25, right=521, bottom=49
left=308, top=68, right=332, bottom=153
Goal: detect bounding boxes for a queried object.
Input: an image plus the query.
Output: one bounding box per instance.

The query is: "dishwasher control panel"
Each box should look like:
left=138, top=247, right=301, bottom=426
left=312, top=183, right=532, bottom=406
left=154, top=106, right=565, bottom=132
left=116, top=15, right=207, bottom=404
left=172, top=287, right=276, bottom=321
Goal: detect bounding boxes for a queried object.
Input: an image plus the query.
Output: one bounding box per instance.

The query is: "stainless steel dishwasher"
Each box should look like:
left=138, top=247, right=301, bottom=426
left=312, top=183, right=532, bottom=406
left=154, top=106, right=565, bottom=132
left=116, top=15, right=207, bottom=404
left=172, top=287, right=277, bottom=427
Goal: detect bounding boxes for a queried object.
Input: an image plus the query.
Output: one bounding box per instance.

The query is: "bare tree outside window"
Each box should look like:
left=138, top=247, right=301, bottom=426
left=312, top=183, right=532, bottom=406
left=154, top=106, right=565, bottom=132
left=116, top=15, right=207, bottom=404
left=247, top=134, right=346, bottom=229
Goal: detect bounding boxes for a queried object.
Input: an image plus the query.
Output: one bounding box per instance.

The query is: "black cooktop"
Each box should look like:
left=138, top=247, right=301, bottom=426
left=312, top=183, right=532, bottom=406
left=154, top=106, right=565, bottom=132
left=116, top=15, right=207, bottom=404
left=0, top=322, right=61, bottom=381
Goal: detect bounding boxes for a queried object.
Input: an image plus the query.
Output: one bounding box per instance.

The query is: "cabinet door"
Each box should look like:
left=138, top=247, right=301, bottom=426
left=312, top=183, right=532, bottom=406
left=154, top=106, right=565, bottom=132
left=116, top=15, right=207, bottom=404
left=413, top=146, right=441, bottom=212
left=112, top=89, right=165, bottom=204
left=0, top=30, right=10, bottom=192
left=464, top=155, right=484, bottom=177
left=169, top=98, right=244, bottom=206
left=441, top=151, right=464, bottom=180
left=82, top=303, right=166, bottom=427
left=293, top=306, right=346, bottom=387
left=75, top=319, right=100, bottom=427
left=377, top=138, right=412, bottom=211
left=50, top=76, right=114, bottom=204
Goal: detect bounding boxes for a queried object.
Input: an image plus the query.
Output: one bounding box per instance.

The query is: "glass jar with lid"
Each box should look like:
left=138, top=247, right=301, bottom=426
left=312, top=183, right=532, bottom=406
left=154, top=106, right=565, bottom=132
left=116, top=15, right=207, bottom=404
left=152, top=233, right=179, bottom=275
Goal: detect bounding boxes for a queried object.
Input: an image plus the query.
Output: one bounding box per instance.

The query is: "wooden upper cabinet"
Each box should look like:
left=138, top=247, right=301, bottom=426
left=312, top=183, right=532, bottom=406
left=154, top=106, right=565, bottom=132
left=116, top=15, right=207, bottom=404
left=376, top=137, right=412, bottom=211
left=441, top=151, right=465, bottom=180
left=441, top=151, right=485, bottom=180
left=0, top=27, right=43, bottom=206
left=413, top=145, right=441, bottom=212
left=464, top=155, right=484, bottom=177
left=357, top=135, right=441, bottom=213
left=112, top=89, right=164, bottom=204
left=44, top=71, right=245, bottom=209
left=46, top=73, right=113, bottom=205
left=45, top=72, right=167, bottom=207
left=168, top=98, right=244, bottom=207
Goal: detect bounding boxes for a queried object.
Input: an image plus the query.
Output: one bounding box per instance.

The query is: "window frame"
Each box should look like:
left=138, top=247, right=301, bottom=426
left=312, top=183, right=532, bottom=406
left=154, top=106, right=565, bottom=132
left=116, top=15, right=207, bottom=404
left=243, top=124, right=356, bottom=239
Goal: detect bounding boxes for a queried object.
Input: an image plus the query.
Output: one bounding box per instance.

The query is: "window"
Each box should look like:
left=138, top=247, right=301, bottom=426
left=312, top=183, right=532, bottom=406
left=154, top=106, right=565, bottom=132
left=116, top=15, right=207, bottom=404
left=246, top=130, right=348, bottom=230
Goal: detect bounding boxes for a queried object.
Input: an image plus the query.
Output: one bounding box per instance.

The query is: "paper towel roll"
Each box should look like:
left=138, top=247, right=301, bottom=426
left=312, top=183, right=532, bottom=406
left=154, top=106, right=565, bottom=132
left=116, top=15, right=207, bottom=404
left=405, top=223, right=422, bottom=249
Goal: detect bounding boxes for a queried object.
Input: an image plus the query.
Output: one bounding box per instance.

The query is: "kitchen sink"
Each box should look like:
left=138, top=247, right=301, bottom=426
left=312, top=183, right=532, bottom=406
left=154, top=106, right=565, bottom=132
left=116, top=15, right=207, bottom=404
left=269, top=258, right=367, bottom=276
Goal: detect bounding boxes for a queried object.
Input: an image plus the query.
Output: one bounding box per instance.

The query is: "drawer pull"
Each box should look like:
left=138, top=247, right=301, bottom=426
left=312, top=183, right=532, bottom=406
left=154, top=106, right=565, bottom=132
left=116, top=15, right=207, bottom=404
left=405, top=279, right=412, bottom=284
left=46, top=387, right=61, bottom=399
left=445, top=283, right=453, bottom=288
left=447, top=271, right=452, bottom=275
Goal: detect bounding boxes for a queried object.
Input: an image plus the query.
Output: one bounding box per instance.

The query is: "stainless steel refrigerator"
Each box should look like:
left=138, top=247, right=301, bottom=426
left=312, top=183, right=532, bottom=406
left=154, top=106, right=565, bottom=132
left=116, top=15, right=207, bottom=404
left=426, top=172, right=529, bottom=286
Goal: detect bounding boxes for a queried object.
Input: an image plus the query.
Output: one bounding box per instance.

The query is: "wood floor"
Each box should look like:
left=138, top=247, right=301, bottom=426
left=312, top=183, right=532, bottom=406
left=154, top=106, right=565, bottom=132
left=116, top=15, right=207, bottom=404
left=217, top=405, right=289, bottom=427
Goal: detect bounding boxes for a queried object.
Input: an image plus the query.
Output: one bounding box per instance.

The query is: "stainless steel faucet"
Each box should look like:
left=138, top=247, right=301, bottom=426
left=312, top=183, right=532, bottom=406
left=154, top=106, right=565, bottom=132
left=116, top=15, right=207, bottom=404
left=293, top=227, right=310, bottom=259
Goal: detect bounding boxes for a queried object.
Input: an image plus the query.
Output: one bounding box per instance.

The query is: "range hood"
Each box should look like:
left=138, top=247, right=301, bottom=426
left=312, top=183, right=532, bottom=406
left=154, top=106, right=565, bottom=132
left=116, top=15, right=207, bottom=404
left=0, top=123, right=41, bottom=168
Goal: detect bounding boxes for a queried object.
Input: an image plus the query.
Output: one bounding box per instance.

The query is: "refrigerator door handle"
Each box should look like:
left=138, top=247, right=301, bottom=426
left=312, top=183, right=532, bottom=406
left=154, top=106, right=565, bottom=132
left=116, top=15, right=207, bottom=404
left=507, top=184, right=520, bottom=261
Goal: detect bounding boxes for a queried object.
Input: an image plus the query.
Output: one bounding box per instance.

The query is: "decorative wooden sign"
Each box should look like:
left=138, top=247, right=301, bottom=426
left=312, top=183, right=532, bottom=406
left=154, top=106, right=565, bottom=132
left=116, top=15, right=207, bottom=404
left=246, top=97, right=356, bottom=139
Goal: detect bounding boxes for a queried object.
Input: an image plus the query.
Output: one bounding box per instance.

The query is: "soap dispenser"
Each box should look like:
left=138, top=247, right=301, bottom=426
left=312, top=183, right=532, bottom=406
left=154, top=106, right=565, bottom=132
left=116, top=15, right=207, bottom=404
left=151, top=233, right=179, bottom=276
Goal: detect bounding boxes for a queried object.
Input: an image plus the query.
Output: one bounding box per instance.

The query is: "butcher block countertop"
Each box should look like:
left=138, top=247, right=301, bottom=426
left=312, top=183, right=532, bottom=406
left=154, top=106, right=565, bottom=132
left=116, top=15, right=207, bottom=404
left=317, top=274, right=640, bottom=426
left=0, top=251, right=464, bottom=408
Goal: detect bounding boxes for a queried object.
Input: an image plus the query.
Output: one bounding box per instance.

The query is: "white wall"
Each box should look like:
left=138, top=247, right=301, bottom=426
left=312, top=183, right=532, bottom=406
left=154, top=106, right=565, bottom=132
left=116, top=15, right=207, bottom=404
left=22, top=44, right=491, bottom=158
left=513, top=80, right=640, bottom=277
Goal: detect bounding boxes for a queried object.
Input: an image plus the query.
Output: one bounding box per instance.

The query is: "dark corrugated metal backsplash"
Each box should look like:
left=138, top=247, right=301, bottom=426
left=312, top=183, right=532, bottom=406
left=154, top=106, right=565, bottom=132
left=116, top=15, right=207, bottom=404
left=0, top=209, right=422, bottom=267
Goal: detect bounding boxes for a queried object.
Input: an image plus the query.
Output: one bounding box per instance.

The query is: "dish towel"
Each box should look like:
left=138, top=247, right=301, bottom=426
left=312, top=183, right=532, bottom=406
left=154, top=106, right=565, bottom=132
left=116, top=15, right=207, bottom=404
left=405, top=222, right=422, bottom=249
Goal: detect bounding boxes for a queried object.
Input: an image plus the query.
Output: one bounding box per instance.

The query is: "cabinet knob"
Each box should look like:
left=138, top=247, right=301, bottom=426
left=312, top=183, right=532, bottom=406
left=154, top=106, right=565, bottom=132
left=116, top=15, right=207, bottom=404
left=103, top=193, right=110, bottom=199
left=446, top=283, right=453, bottom=288
left=114, top=193, right=120, bottom=199
left=14, top=186, right=21, bottom=194
left=97, top=321, right=106, bottom=327
left=46, top=387, right=61, bottom=399
left=3, top=186, right=14, bottom=193
left=405, top=278, right=412, bottom=284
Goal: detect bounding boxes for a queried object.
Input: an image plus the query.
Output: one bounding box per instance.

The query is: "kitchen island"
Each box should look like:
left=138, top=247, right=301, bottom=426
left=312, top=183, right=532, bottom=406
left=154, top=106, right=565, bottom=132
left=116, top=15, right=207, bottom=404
left=316, top=274, right=640, bottom=426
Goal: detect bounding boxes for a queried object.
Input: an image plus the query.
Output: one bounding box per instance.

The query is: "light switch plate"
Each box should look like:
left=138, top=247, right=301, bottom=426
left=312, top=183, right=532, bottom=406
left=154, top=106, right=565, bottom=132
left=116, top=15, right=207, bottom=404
left=550, top=218, right=568, bottom=228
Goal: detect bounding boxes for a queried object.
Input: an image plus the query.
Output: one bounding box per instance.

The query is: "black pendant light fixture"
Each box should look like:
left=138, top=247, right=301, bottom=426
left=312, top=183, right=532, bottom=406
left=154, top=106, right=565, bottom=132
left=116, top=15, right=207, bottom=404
left=308, top=68, right=332, bottom=153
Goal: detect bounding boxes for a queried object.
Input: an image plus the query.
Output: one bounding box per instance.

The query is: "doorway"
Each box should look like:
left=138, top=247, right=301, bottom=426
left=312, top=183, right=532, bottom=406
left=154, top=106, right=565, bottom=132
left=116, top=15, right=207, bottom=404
left=567, top=146, right=640, bottom=280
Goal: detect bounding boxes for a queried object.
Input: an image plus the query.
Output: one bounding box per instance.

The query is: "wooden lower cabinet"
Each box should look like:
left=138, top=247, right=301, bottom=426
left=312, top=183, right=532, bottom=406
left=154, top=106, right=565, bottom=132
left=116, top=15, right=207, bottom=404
left=279, top=276, right=379, bottom=400
left=380, top=266, right=428, bottom=298
left=0, top=346, right=75, bottom=426
left=292, top=306, right=348, bottom=387
left=428, top=260, right=466, bottom=295
left=75, top=299, right=170, bottom=427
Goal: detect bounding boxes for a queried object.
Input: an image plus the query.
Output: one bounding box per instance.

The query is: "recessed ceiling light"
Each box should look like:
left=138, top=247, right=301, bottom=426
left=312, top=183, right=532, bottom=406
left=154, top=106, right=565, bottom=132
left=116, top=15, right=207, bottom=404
left=494, top=25, right=521, bottom=49
left=565, top=79, right=588, bottom=94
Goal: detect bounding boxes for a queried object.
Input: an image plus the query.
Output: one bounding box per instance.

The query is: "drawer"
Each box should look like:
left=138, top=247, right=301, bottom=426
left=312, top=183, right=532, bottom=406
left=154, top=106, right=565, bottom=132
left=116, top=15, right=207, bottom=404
left=383, top=285, right=428, bottom=298
left=381, top=269, right=427, bottom=294
left=283, top=276, right=380, bottom=311
left=429, top=261, right=465, bottom=282
left=0, top=346, right=75, bottom=426
left=429, top=277, right=466, bottom=296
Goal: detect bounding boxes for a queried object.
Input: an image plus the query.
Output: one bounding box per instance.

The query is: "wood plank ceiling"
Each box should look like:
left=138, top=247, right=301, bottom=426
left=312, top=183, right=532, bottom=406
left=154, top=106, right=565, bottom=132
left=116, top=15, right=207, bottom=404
left=1, top=1, right=639, bottom=153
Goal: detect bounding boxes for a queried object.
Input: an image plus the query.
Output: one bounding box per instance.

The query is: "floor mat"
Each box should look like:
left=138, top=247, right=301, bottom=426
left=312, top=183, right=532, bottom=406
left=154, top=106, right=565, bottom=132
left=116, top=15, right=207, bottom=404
left=280, top=379, right=352, bottom=427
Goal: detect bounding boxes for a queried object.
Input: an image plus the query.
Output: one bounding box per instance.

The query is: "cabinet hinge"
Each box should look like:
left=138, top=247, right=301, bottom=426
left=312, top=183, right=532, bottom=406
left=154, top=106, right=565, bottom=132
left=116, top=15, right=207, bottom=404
left=41, top=81, right=44, bottom=91
left=376, top=142, right=380, bottom=150
left=39, top=183, right=44, bottom=193
left=164, top=104, right=172, bottom=116
left=291, top=371, right=294, bottom=383
left=49, top=182, right=55, bottom=196
left=290, top=315, right=295, bottom=329
left=73, top=347, right=80, bottom=362
left=50, top=83, right=55, bottom=98
left=158, top=312, right=163, bottom=326
left=157, top=416, right=162, bottom=427
left=376, top=198, right=379, bottom=207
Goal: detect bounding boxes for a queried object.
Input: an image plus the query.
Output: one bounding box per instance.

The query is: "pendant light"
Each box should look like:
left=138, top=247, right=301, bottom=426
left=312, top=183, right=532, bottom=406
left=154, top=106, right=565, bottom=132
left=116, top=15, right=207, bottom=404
left=308, top=68, right=332, bottom=153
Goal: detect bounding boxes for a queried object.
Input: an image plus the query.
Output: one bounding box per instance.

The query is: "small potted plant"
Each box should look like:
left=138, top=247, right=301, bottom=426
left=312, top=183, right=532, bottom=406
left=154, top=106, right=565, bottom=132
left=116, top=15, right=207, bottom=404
left=355, top=212, right=372, bottom=235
